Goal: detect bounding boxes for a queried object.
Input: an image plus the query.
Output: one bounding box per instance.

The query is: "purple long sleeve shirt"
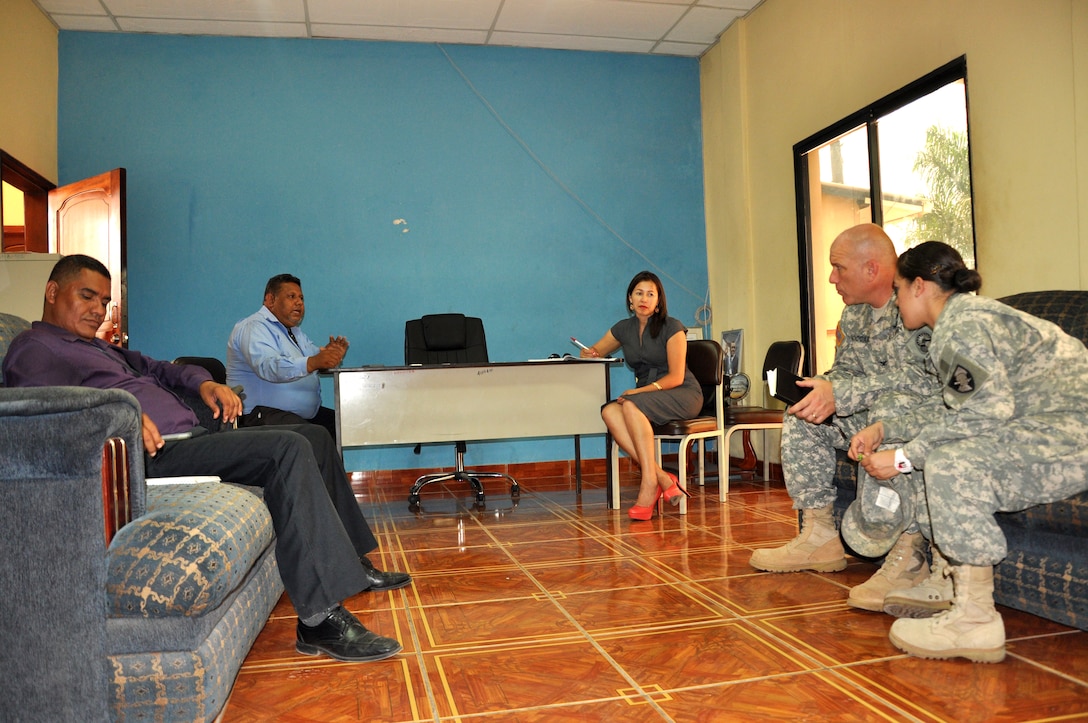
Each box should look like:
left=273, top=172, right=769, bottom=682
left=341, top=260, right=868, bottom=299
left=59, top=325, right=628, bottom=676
left=3, top=321, right=213, bottom=435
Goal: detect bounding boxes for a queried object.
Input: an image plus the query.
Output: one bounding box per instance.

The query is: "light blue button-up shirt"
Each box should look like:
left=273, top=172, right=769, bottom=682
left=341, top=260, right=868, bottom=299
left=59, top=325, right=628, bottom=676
left=226, top=306, right=321, bottom=418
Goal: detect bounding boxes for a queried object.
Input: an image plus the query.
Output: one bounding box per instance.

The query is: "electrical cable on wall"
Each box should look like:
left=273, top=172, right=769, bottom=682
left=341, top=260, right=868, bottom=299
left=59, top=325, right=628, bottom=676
left=695, top=286, right=712, bottom=338
left=437, top=43, right=709, bottom=310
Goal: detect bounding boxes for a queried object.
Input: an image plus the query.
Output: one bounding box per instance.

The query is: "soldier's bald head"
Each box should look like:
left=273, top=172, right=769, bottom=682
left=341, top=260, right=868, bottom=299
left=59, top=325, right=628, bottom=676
left=833, top=223, right=897, bottom=267
left=828, top=223, right=898, bottom=308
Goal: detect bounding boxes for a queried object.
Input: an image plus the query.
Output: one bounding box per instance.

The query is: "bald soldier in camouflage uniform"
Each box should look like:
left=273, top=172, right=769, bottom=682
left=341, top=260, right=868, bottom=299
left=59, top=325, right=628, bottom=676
left=861, top=241, right=1088, bottom=662
left=749, top=223, right=942, bottom=614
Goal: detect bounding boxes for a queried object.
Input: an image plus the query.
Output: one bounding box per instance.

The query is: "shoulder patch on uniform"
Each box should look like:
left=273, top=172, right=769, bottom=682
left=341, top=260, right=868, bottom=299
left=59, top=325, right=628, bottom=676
left=937, top=347, right=989, bottom=400
left=912, top=328, right=931, bottom=356
left=949, top=365, right=976, bottom=393
left=901, top=327, right=931, bottom=361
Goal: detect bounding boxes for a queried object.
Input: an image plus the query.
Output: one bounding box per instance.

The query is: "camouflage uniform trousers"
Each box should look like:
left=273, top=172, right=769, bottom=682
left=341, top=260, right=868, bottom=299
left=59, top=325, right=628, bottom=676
left=781, top=391, right=926, bottom=515
left=920, top=436, right=1088, bottom=565
left=781, top=410, right=859, bottom=510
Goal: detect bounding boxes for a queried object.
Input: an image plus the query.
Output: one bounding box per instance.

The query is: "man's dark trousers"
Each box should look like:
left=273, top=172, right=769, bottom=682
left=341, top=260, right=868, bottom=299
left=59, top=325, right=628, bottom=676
left=144, top=423, right=375, bottom=619
left=240, top=404, right=338, bottom=447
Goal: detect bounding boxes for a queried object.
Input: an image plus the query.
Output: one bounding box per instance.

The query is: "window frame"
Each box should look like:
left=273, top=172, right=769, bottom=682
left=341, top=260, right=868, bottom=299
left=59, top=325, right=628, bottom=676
left=792, top=55, right=974, bottom=376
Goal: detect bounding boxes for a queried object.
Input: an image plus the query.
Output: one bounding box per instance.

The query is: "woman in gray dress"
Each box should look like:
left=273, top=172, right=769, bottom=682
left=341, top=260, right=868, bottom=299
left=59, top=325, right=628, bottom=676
left=581, top=271, right=703, bottom=520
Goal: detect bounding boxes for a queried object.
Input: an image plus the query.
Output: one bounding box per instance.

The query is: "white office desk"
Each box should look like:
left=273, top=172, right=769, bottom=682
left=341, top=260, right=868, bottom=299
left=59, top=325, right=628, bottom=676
left=333, top=359, right=618, bottom=499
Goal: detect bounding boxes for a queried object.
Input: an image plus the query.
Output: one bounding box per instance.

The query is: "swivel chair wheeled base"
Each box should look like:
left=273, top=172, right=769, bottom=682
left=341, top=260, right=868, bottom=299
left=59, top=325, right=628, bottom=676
left=408, top=441, right=519, bottom=509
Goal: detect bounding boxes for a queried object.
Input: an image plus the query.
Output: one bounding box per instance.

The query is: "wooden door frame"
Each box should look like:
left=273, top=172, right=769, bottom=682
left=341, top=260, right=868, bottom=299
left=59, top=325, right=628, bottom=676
left=1, top=150, right=55, bottom=253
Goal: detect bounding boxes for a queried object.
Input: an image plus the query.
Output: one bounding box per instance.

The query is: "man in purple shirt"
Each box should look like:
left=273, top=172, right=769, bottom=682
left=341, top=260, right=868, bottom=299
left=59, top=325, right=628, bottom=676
left=3, top=254, right=410, bottom=663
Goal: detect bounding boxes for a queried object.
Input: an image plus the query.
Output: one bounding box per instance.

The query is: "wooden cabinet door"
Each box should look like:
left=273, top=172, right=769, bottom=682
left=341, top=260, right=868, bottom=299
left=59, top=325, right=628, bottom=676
left=49, top=168, right=127, bottom=346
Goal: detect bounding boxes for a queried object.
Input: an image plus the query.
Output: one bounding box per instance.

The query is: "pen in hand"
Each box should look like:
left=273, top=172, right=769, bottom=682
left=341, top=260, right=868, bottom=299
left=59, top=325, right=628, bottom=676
left=571, top=337, right=599, bottom=357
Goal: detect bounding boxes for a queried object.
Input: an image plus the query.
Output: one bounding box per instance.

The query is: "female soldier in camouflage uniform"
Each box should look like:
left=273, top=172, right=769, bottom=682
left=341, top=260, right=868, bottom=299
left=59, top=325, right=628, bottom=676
left=857, top=241, right=1088, bottom=662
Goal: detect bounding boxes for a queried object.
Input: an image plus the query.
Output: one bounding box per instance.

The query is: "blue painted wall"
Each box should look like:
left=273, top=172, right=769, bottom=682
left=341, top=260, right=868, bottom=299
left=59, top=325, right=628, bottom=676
left=58, top=32, right=708, bottom=471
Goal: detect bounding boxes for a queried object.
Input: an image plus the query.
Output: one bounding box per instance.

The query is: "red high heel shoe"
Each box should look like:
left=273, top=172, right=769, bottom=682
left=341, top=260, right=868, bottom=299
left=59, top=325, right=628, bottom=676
left=628, top=487, right=663, bottom=521
left=663, top=472, right=691, bottom=507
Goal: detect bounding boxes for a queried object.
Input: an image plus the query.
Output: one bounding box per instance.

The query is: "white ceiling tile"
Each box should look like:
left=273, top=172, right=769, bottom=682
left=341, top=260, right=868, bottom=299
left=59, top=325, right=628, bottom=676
left=666, top=6, right=742, bottom=44
left=116, top=18, right=307, bottom=37
left=489, top=30, right=655, bottom=53
left=652, top=41, right=707, bottom=56
left=312, top=24, right=489, bottom=44
left=36, top=0, right=107, bottom=14
left=308, top=0, right=501, bottom=30
left=497, top=0, right=685, bottom=40
left=32, top=0, right=759, bottom=53
left=103, top=0, right=304, bottom=22
left=48, top=13, right=120, bottom=31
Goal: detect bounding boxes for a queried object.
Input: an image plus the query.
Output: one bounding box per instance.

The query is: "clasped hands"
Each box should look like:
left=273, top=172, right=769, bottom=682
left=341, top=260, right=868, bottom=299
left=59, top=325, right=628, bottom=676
left=847, top=421, right=899, bottom=480
left=309, top=335, right=350, bottom=372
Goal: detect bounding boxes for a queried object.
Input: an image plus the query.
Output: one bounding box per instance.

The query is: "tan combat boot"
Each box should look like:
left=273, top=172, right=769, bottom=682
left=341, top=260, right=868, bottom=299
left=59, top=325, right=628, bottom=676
left=749, top=504, right=847, bottom=573
left=882, top=545, right=954, bottom=618
left=847, top=531, right=928, bottom=611
left=888, top=564, right=1005, bottom=663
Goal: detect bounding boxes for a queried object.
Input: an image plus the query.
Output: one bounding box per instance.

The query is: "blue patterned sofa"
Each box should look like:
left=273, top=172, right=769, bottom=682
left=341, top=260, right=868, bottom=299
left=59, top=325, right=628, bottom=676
left=1, top=311, right=283, bottom=722
left=830, top=291, right=1088, bottom=631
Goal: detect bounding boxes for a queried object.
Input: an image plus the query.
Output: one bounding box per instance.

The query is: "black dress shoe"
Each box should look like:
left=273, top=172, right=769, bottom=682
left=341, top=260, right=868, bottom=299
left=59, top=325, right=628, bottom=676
left=360, top=556, right=412, bottom=591
left=296, top=606, right=402, bottom=662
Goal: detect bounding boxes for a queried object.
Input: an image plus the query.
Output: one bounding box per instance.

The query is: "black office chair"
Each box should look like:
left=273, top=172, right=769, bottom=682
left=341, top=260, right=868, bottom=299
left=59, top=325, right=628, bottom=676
left=403, top=314, right=518, bottom=509
left=171, top=356, right=239, bottom=431
left=172, top=355, right=227, bottom=384
left=723, top=340, right=805, bottom=484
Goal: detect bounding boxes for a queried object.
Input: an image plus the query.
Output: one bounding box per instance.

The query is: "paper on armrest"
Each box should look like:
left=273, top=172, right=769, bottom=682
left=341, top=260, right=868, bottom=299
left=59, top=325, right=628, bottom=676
left=146, top=476, right=221, bottom=486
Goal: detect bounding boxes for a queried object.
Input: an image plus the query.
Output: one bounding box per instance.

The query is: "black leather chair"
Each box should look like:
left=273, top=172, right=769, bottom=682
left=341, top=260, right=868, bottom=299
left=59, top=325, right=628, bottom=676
left=172, top=355, right=227, bottom=384
left=723, top=340, right=805, bottom=486
left=403, top=314, right=517, bottom=508
left=171, top=356, right=240, bottom=431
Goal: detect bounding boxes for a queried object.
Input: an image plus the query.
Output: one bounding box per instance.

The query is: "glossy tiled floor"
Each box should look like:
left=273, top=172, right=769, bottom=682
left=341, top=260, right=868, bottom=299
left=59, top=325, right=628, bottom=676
left=220, top=468, right=1088, bottom=722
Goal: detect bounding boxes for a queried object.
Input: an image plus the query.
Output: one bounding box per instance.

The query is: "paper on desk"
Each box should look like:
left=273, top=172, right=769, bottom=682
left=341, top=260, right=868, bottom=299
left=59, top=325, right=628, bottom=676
left=527, top=355, right=617, bottom=362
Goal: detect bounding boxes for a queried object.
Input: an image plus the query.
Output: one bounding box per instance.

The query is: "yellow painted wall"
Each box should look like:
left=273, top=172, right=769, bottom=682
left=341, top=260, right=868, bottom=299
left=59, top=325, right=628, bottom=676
left=702, top=0, right=1088, bottom=382
left=0, top=0, right=58, bottom=182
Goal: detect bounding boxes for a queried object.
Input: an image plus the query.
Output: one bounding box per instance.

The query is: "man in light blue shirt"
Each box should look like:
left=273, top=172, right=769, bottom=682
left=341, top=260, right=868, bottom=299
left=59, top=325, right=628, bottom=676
left=227, top=273, right=348, bottom=441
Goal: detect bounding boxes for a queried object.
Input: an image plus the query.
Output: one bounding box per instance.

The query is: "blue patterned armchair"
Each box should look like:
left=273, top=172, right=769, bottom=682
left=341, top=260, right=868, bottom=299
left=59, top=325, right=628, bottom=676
left=0, top=312, right=283, bottom=721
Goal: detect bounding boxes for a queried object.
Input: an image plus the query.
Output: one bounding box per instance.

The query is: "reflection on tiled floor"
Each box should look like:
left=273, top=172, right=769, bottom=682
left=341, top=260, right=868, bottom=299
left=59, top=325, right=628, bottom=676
left=221, top=472, right=1088, bottom=722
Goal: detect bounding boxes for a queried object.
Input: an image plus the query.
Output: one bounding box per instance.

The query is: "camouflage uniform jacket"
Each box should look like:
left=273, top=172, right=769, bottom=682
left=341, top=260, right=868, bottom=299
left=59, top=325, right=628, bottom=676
left=902, top=293, right=1088, bottom=468
left=822, top=293, right=936, bottom=425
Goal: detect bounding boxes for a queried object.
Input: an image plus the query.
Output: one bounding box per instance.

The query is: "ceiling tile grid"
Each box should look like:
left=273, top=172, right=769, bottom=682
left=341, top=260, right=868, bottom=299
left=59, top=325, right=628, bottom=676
left=33, top=0, right=762, bottom=56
